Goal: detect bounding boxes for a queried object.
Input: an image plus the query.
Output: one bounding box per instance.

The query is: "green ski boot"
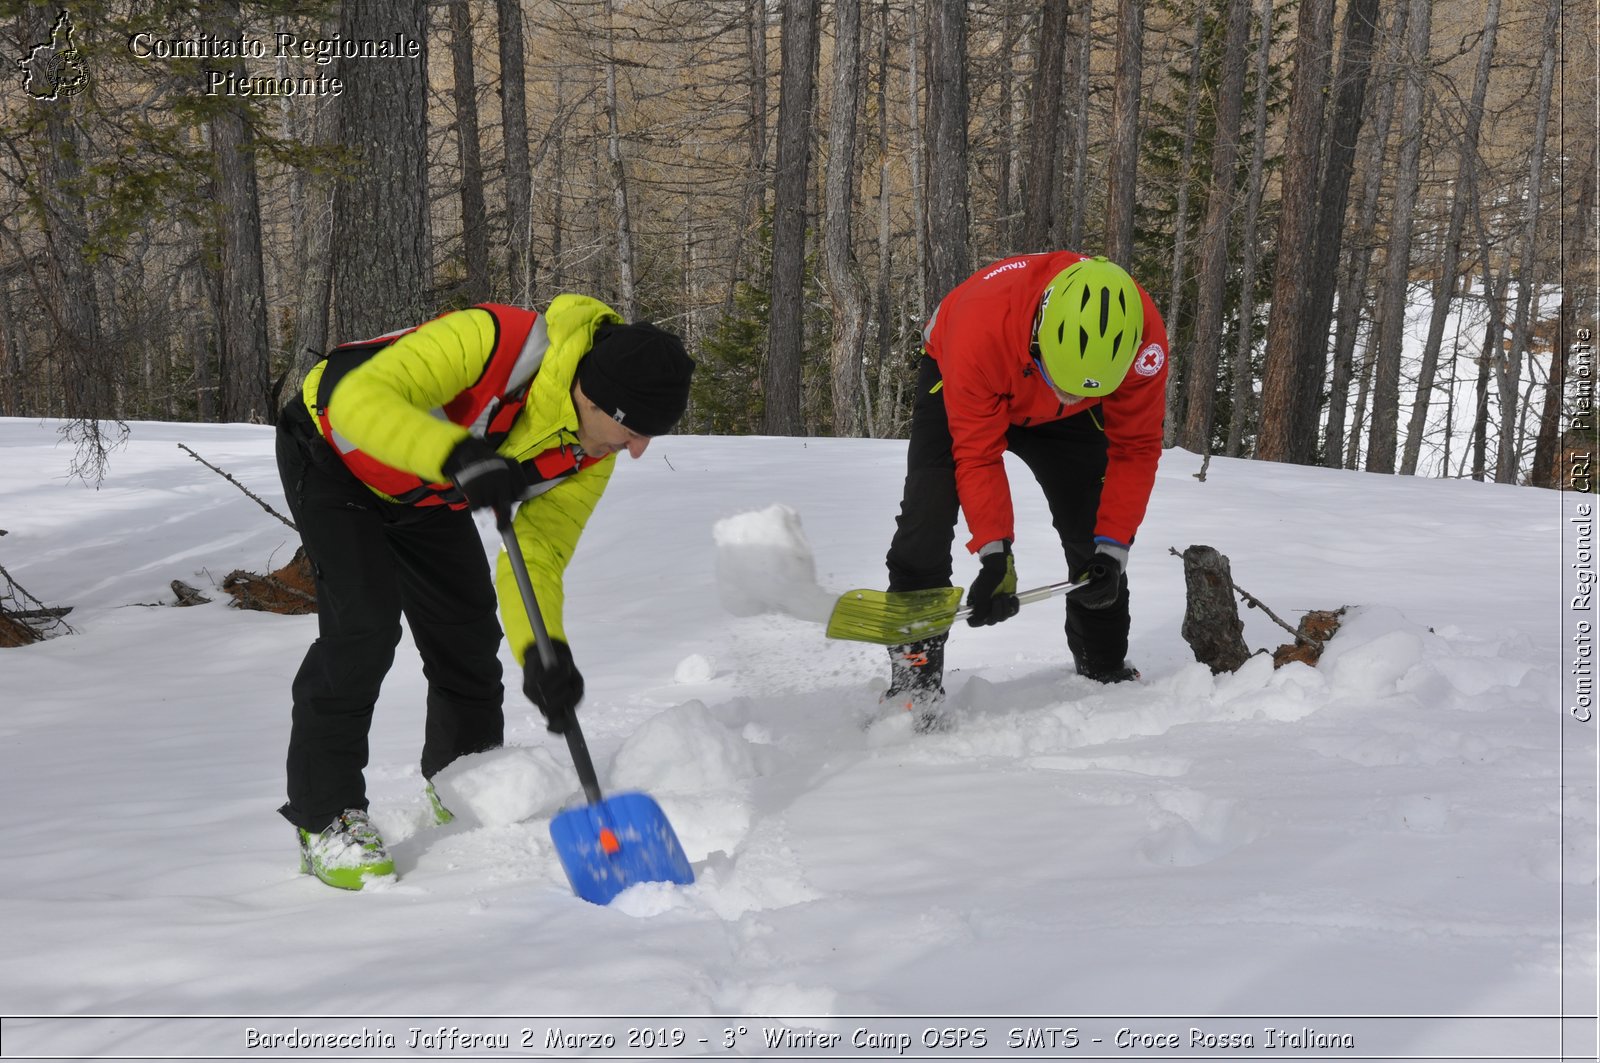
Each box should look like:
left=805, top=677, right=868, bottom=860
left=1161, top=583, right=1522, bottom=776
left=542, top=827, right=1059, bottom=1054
left=424, top=781, right=454, bottom=825
left=297, top=809, right=395, bottom=890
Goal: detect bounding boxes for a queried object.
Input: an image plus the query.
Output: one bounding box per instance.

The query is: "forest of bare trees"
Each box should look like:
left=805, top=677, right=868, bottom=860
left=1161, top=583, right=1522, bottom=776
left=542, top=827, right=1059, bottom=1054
left=1, top=0, right=1593, bottom=487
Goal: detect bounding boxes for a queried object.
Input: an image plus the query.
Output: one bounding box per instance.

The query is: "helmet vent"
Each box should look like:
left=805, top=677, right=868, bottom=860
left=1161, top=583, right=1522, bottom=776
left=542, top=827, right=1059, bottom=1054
left=1099, top=289, right=1110, bottom=334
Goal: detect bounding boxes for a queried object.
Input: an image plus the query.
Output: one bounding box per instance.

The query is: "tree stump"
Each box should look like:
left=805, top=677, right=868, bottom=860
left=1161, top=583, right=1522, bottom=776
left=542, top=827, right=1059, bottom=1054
left=222, top=547, right=318, bottom=615
left=1178, top=544, right=1252, bottom=673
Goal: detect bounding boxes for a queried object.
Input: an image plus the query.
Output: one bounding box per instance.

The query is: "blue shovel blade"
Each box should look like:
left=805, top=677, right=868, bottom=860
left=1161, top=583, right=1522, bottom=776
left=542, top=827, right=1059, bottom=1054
left=549, top=791, right=695, bottom=905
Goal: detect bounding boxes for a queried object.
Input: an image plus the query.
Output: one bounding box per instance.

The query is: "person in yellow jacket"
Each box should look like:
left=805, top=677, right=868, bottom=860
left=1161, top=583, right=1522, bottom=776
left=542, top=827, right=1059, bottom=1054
left=274, top=294, right=694, bottom=889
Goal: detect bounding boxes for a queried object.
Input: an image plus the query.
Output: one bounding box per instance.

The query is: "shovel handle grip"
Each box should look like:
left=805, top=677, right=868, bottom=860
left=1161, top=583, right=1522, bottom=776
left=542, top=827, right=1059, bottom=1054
left=496, top=506, right=604, bottom=806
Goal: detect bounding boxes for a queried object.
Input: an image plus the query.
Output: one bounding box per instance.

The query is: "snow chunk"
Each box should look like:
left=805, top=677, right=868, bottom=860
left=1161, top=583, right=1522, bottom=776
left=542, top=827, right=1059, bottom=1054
left=430, top=746, right=574, bottom=826
left=712, top=504, right=835, bottom=622
left=673, top=653, right=717, bottom=684
left=610, top=700, right=761, bottom=793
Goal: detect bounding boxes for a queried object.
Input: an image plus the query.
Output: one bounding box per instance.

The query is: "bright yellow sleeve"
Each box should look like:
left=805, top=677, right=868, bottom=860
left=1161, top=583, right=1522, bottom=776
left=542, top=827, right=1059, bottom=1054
left=323, top=309, right=496, bottom=481
left=495, top=455, right=616, bottom=659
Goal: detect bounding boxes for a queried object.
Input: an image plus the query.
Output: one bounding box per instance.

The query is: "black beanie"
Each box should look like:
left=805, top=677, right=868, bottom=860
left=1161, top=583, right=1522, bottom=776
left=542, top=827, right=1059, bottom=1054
left=576, top=322, right=696, bottom=437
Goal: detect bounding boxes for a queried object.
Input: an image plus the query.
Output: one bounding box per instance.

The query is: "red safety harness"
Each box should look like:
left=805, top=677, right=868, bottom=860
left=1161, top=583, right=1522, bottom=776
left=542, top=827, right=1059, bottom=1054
left=314, top=304, right=602, bottom=509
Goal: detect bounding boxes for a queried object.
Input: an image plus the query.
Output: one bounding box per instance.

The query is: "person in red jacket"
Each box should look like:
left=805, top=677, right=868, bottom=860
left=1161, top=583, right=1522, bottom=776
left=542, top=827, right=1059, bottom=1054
left=882, top=253, right=1168, bottom=725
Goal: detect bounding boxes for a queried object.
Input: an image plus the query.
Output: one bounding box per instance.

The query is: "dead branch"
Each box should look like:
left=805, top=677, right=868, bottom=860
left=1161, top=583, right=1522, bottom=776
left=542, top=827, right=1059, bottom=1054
left=1232, top=581, right=1305, bottom=643
left=178, top=443, right=297, bottom=531
left=170, top=580, right=212, bottom=607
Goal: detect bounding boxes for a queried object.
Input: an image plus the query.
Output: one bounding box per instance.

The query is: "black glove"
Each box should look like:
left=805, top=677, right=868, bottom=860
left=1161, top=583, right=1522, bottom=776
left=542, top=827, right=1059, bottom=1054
left=441, top=436, right=526, bottom=513
left=523, top=638, right=585, bottom=734
left=1068, top=542, right=1127, bottom=610
left=966, top=541, right=1020, bottom=627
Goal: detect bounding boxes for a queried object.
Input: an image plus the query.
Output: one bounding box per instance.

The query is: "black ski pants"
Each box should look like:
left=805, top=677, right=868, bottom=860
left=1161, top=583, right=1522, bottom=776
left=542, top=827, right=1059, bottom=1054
left=884, top=355, right=1132, bottom=672
left=275, top=402, right=504, bottom=833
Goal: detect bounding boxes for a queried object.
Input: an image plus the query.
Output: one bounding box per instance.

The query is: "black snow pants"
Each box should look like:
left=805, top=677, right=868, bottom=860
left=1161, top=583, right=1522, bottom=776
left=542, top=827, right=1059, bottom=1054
left=274, top=400, right=504, bottom=833
left=883, top=355, right=1132, bottom=673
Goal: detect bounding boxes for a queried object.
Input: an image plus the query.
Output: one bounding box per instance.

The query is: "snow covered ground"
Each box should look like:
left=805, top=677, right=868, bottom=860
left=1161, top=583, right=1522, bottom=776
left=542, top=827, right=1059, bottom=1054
left=0, top=417, right=1592, bottom=1061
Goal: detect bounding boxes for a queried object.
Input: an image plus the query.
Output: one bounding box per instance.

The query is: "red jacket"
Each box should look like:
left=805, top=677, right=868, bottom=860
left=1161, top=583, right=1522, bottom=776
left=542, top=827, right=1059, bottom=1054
left=924, top=251, right=1168, bottom=553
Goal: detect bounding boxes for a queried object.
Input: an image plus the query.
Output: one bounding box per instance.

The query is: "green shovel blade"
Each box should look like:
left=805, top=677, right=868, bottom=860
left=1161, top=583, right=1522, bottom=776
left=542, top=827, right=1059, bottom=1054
left=825, top=586, right=965, bottom=645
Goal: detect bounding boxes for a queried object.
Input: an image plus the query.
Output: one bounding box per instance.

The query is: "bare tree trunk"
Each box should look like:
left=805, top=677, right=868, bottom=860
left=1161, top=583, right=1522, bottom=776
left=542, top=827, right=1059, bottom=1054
left=762, top=0, right=820, bottom=435
left=185, top=236, right=217, bottom=423
left=1496, top=0, right=1559, bottom=483
left=1176, top=0, right=1250, bottom=455
left=1400, top=0, right=1500, bottom=476
left=29, top=4, right=109, bottom=442
left=332, top=0, right=431, bottom=341
left=1255, top=0, right=1335, bottom=462
left=1160, top=3, right=1208, bottom=444
left=207, top=0, right=271, bottom=424
left=603, top=0, right=638, bottom=318
left=1468, top=169, right=1508, bottom=482
left=726, top=0, right=770, bottom=312
left=1291, top=0, right=1381, bottom=463
left=1103, top=0, right=1144, bottom=266
left=1327, top=3, right=1407, bottom=467
left=1062, top=0, right=1093, bottom=250
left=279, top=13, right=338, bottom=388
left=1532, top=142, right=1597, bottom=487
left=907, top=4, right=929, bottom=319
left=825, top=0, right=868, bottom=436
left=997, top=2, right=1020, bottom=252
left=1363, top=0, right=1432, bottom=473
left=497, top=0, right=533, bottom=304
left=550, top=64, right=567, bottom=293
left=449, top=0, right=490, bottom=306
left=1022, top=0, right=1067, bottom=252
left=873, top=0, right=895, bottom=438
left=1224, top=0, right=1275, bottom=458
left=925, top=0, right=972, bottom=301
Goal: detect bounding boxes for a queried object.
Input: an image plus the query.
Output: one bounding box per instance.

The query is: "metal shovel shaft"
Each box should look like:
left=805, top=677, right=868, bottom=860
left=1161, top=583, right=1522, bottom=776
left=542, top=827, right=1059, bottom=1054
left=952, top=579, right=1081, bottom=625
left=496, top=509, right=603, bottom=806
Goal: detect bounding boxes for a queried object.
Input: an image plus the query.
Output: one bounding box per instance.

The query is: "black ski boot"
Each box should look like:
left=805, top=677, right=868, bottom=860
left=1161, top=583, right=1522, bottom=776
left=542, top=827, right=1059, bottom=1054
left=882, top=636, right=948, bottom=732
left=1075, top=658, right=1141, bottom=684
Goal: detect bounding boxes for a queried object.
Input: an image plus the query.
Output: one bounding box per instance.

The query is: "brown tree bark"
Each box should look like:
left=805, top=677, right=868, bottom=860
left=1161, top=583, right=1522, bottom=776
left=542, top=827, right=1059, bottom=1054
left=1496, top=0, right=1559, bottom=483
left=496, top=0, right=534, bottom=304
left=1290, top=0, right=1381, bottom=463
left=1400, top=0, right=1501, bottom=476
left=1160, top=4, right=1209, bottom=443
left=1364, top=0, right=1432, bottom=473
left=449, top=0, right=490, bottom=306
left=762, top=0, right=821, bottom=435
left=1329, top=3, right=1408, bottom=468
left=1255, top=0, right=1335, bottom=462
left=1021, top=0, right=1068, bottom=252
left=925, top=0, right=972, bottom=301
left=332, top=0, right=431, bottom=341
left=1224, top=0, right=1276, bottom=458
left=1531, top=143, right=1597, bottom=487
left=208, top=0, right=270, bottom=424
left=1176, top=0, right=1251, bottom=455
left=1103, top=0, right=1143, bottom=266
left=825, top=0, right=868, bottom=436
left=603, top=0, right=638, bottom=319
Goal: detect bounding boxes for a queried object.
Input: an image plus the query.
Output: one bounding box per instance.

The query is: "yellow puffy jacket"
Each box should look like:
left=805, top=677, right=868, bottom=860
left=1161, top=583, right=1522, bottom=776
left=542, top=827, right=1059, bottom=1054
left=302, top=294, right=622, bottom=659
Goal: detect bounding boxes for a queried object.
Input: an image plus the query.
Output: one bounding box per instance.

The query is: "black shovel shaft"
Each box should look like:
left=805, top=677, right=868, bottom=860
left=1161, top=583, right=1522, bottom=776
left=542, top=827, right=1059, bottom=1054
left=496, top=508, right=604, bottom=806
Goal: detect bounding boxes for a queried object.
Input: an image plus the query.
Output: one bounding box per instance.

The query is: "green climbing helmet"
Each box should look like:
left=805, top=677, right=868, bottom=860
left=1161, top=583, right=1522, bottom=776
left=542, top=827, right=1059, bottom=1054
left=1032, top=256, right=1146, bottom=397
